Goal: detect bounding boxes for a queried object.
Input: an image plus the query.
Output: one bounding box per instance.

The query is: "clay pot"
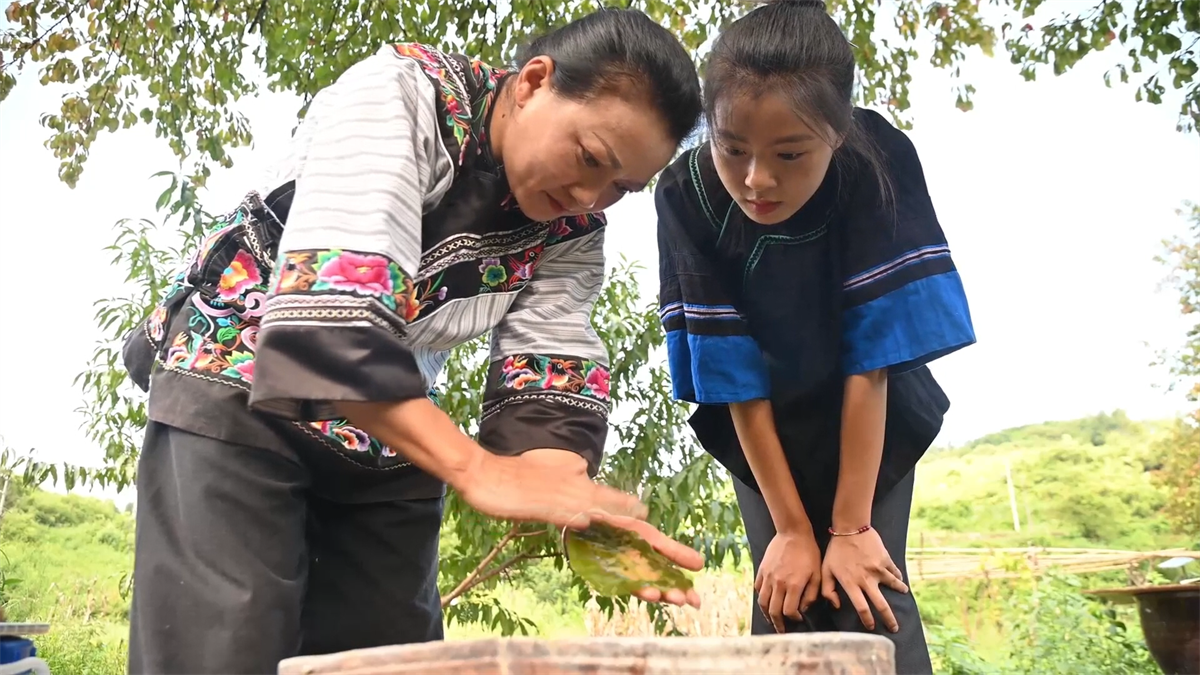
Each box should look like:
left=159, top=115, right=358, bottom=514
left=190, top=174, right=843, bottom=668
left=278, top=634, right=896, bottom=675
left=1088, top=584, right=1200, bottom=675
left=1134, top=585, right=1200, bottom=675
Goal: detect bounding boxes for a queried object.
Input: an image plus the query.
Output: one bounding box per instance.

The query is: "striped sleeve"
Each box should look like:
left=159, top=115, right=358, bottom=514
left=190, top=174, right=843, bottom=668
left=478, top=218, right=611, bottom=477
left=248, top=47, right=453, bottom=421
left=839, top=112, right=976, bottom=375
left=655, top=152, right=771, bottom=405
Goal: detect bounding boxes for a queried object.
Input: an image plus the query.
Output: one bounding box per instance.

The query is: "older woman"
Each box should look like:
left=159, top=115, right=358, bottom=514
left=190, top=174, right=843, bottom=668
left=122, top=8, right=704, bottom=674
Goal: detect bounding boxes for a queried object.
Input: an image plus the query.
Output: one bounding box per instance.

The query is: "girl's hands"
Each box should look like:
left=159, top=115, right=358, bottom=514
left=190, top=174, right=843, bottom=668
left=820, top=527, right=909, bottom=633
left=755, top=529, right=823, bottom=633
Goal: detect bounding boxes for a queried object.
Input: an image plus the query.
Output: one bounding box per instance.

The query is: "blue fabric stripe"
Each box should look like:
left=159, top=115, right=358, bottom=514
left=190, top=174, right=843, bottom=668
left=665, top=329, right=696, bottom=401
left=665, top=329, right=771, bottom=404
left=842, top=271, right=976, bottom=375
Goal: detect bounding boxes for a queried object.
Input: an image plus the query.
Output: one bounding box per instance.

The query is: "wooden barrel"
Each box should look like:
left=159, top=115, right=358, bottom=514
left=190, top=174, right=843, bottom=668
left=278, top=634, right=896, bottom=675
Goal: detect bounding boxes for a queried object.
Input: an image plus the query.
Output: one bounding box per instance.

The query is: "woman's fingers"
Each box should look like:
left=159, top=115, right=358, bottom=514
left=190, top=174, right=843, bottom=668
left=586, top=482, right=648, bottom=520
left=634, top=587, right=663, bottom=604
left=596, top=513, right=705, bottom=571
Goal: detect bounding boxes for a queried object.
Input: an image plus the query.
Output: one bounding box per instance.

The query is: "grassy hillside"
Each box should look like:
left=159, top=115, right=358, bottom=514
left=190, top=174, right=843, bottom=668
left=912, top=411, right=1183, bottom=551
left=0, top=411, right=1189, bottom=674
left=0, top=481, right=131, bottom=673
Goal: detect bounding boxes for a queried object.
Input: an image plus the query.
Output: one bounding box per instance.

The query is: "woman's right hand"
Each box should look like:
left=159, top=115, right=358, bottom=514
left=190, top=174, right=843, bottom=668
left=455, top=449, right=705, bottom=608
left=455, top=449, right=648, bottom=527
left=756, top=529, right=823, bottom=633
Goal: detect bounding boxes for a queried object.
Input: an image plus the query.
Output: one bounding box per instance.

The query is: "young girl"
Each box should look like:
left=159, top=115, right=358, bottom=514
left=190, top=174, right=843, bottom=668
left=655, top=1, right=975, bottom=671
left=123, top=8, right=704, bottom=674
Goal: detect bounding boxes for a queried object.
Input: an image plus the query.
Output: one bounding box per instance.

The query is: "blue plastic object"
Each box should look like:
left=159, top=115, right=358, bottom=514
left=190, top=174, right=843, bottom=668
left=0, top=637, right=36, bottom=664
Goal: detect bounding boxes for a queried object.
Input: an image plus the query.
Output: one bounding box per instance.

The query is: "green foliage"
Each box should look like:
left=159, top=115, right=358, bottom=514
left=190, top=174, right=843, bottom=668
left=1151, top=417, right=1200, bottom=538
left=434, top=259, right=742, bottom=634
left=1005, top=0, right=1198, bottom=132
left=926, top=571, right=1159, bottom=675
left=0, top=479, right=133, bottom=673
left=928, top=626, right=1000, bottom=675
left=1003, top=571, right=1158, bottom=675
left=913, top=415, right=1181, bottom=550
left=1151, top=202, right=1200, bottom=538
left=1, top=0, right=1194, bottom=649
left=1, top=0, right=1196, bottom=188
left=1, top=412, right=1188, bottom=670
left=959, top=409, right=1141, bottom=450
left=26, top=620, right=128, bottom=675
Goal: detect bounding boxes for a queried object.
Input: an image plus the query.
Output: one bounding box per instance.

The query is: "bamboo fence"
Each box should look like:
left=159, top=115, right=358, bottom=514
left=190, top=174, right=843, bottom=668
left=906, top=546, right=1200, bottom=582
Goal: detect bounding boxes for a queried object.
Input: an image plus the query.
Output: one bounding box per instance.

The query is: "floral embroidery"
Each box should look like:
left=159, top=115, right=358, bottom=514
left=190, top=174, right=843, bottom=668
left=478, top=247, right=541, bottom=293
left=305, top=388, right=442, bottom=458
left=399, top=274, right=449, bottom=322
left=392, top=43, right=507, bottom=164
left=272, top=249, right=413, bottom=314
left=315, top=250, right=395, bottom=295
left=144, top=44, right=612, bottom=471
left=546, top=213, right=605, bottom=245
left=217, top=250, right=264, bottom=302
left=163, top=287, right=265, bottom=382
left=308, top=419, right=397, bottom=458
left=147, top=305, right=169, bottom=342
left=499, top=354, right=611, bottom=401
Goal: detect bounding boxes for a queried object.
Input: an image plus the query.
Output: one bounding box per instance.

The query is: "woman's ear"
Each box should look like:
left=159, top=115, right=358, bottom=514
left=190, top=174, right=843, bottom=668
left=513, top=55, right=556, bottom=109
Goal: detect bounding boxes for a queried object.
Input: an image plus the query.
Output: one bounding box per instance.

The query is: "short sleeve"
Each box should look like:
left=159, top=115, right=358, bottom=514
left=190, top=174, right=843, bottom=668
left=655, top=151, right=771, bottom=405
left=840, top=111, right=976, bottom=376
left=478, top=217, right=612, bottom=477
left=248, top=48, right=452, bottom=420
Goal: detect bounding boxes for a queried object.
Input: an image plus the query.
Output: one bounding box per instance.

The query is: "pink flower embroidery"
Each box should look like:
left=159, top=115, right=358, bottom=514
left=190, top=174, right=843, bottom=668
left=217, top=250, right=264, bottom=301
left=548, top=219, right=572, bottom=239
left=585, top=366, right=610, bottom=400
left=148, top=305, right=168, bottom=342
left=234, top=359, right=255, bottom=382
left=317, top=252, right=393, bottom=296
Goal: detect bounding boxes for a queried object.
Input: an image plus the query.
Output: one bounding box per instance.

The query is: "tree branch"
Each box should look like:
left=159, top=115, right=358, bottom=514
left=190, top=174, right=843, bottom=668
left=439, top=524, right=551, bottom=608
left=1, top=0, right=90, bottom=73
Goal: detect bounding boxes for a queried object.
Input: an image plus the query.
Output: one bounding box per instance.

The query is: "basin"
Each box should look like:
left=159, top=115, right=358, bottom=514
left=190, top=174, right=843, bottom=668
left=278, top=633, right=897, bottom=675
left=1088, top=583, right=1200, bottom=675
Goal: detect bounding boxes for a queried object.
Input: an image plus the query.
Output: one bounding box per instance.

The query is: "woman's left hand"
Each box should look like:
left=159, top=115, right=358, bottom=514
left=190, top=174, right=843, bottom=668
left=820, top=527, right=909, bottom=633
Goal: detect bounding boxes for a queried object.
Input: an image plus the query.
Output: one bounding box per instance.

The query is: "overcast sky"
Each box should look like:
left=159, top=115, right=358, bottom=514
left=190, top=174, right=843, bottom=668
left=1, top=25, right=1197, bottom=506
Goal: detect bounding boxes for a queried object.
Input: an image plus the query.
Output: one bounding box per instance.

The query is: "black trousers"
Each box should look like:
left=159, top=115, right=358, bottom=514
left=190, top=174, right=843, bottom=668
left=128, top=422, right=444, bottom=675
left=733, top=469, right=933, bottom=675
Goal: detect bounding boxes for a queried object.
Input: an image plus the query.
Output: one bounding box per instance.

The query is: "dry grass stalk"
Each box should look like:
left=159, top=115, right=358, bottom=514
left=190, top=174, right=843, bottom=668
left=585, top=571, right=754, bottom=637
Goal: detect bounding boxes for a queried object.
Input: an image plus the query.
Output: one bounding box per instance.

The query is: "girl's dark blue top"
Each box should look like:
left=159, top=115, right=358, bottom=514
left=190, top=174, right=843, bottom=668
left=655, top=108, right=976, bottom=523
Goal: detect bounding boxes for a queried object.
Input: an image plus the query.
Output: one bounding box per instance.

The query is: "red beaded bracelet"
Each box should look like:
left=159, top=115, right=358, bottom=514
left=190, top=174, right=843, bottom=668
left=828, top=524, right=872, bottom=537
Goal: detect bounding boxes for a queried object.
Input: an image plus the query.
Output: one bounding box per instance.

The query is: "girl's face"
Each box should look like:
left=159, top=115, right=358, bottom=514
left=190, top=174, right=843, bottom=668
left=710, top=91, right=838, bottom=225
left=495, top=56, right=678, bottom=222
